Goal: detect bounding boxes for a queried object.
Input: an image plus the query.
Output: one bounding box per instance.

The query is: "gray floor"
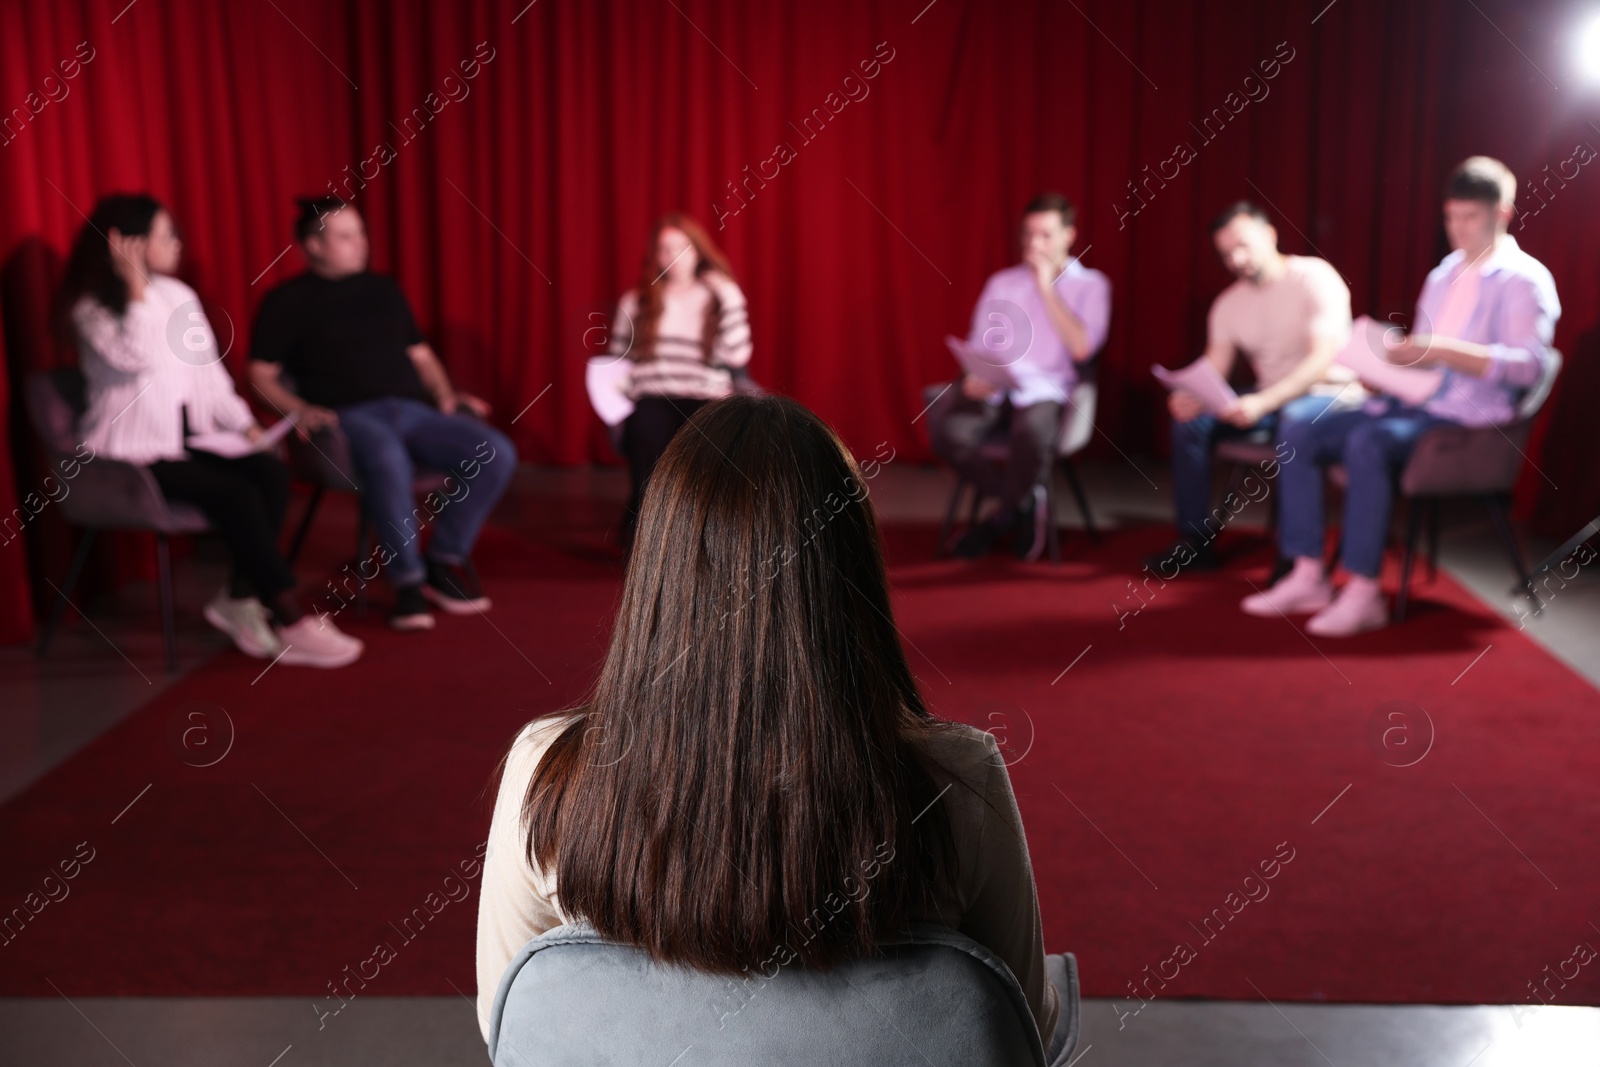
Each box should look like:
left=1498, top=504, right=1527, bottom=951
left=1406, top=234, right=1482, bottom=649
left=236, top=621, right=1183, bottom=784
left=3, top=460, right=1597, bottom=1066
left=2, top=995, right=1598, bottom=1067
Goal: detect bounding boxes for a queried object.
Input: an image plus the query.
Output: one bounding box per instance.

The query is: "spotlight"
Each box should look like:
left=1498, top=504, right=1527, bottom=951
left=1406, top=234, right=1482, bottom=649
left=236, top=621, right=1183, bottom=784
left=1576, top=12, right=1600, bottom=81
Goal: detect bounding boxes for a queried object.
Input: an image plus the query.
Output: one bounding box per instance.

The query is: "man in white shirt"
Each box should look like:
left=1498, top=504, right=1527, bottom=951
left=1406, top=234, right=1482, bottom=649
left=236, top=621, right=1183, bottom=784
left=1148, top=201, right=1353, bottom=573
left=928, top=192, right=1111, bottom=561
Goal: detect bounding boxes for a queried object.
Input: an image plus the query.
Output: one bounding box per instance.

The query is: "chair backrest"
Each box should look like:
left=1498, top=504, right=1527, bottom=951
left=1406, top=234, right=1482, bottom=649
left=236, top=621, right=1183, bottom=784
left=1399, top=348, right=1565, bottom=498
left=1516, top=348, right=1562, bottom=422
left=23, top=365, right=210, bottom=532
left=1056, top=379, right=1096, bottom=457
left=489, top=922, right=1049, bottom=1067
left=25, top=366, right=88, bottom=458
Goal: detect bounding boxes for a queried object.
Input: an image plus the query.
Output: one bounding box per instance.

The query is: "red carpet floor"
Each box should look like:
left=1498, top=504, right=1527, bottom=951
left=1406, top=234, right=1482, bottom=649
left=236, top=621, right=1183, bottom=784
left=3, top=518, right=1599, bottom=1007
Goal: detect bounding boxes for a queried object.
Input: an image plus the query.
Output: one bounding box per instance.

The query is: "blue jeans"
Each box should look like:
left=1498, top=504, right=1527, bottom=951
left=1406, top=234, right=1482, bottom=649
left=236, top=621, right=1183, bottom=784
left=1277, top=401, right=1445, bottom=578
left=1170, top=393, right=1335, bottom=543
left=336, top=397, right=518, bottom=588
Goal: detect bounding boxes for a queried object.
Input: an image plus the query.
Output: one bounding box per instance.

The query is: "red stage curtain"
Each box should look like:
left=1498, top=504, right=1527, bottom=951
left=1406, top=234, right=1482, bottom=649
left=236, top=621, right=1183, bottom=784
left=3, top=0, right=1597, bottom=643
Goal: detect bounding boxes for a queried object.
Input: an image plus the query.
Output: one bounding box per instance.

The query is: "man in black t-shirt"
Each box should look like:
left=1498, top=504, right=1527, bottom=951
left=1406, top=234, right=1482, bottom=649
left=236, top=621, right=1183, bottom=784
left=249, top=198, right=518, bottom=630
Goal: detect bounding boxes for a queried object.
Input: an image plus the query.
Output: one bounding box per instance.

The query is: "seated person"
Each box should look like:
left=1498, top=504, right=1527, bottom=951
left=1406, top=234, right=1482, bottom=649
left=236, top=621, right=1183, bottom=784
left=927, top=192, right=1110, bottom=561
left=248, top=197, right=518, bottom=631
left=1148, top=201, right=1353, bottom=573
left=61, top=193, right=361, bottom=668
left=606, top=212, right=751, bottom=545
left=477, top=395, right=1062, bottom=1050
left=1244, top=157, right=1559, bottom=635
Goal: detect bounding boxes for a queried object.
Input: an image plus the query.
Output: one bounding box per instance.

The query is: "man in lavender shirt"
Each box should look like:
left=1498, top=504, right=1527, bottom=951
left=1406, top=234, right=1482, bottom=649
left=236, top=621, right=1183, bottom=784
left=929, top=192, right=1111, bottom=560
left=1243, top=156, right=1560, bottom=635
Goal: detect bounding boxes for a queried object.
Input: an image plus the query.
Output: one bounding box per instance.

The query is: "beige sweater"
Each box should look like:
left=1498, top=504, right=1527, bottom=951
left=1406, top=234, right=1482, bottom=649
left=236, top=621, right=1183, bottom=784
left=475, top=715, right=1059, bottom=1043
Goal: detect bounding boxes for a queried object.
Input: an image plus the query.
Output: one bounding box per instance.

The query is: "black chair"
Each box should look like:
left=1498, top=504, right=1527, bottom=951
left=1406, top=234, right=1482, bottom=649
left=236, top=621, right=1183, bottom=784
left=1522, top=516, right=1599, bottom=617
left=1212, top=437, right=1282, bottom=535
left=930, top=378, right=1101, bottom=566
left=26, top=367, right=209, bottom=673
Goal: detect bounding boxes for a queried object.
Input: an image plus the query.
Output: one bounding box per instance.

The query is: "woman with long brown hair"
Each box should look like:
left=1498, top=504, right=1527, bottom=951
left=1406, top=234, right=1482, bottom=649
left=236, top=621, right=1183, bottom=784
left=476, top=395, right=1059, bottom=1045
left=605, top=212, right=753, bottom=540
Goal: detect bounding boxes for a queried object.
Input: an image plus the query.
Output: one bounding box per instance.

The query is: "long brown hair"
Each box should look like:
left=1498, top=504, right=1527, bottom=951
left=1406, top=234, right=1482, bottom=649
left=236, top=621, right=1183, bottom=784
left=522, top=395, right=964, bottom=975
left=55, top=193, right=163, bottom=327
left=631, top=212, right=736, bottom=361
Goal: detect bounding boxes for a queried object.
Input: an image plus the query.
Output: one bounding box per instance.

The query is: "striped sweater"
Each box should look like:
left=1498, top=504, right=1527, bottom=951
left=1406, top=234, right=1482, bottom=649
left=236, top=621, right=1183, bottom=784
left=608, top=271, right=752, bottom=400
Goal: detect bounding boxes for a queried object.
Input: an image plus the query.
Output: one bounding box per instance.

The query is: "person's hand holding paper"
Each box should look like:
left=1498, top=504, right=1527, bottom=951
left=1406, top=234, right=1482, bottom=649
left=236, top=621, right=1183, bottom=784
left=1335, top=315, right=1444, bottom=405
left=186, top=413, right=299, bottom=458
left=1152, top=358, right=1240, bottom=420
left=945, top=336, right=1019, bottom=396
left=1219, top=392, right=1272, bottom=428
left=961, top=374, right=1002, bottom=400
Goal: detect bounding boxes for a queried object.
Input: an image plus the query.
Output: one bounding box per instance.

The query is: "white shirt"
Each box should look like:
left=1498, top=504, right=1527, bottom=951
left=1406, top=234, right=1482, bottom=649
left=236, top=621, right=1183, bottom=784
left=75, top=274, right=253, bottom=465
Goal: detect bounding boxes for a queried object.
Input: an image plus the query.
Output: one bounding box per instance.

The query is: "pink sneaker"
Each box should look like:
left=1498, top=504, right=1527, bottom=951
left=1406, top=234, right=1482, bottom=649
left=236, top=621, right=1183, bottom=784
left=1306, top=578, right=1389, bottom=637
left=1241, top=558, right=1334, bottom=617
left=276, top=615, right=364, bottom=668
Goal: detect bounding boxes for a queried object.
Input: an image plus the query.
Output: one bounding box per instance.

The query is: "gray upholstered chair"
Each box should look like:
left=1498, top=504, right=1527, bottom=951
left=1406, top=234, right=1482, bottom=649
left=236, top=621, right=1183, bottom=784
left=488, top=921, right=1080, bottom=1067
left=1328, top=350, right=1563, bottom=621
left=930, top=377, right=1102, bottom=565
left=26, top=367, right=209, bottom=673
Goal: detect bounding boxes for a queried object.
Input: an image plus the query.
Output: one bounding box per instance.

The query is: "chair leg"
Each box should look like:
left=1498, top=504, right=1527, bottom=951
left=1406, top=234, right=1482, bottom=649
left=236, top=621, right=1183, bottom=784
left=1485, top=494, right=1537, bottom=611
left=1061, top=457, right=1100, bottom=545
left=286, top=484, right=325, bottom=565
left=967, top=483, right=983, bottom=530
left=156, top=533, right=178, bottom=674
left=1526, top=517, right=1600, bottom=582
left=936, top=477, right=966, bottom=558
left=1220, top=462, right=1245, bottom=509
left=1046, top=479, right=1062, bottom=566
left=1395, top=499, right=1422, bottom=623
left=1324, top=532, right=1343, bottom=579
left=355, top=519, right=372, bottom=619
left=37, top=527, right=97, bottom=658
left=1425, top=499, right=1440, bottom=584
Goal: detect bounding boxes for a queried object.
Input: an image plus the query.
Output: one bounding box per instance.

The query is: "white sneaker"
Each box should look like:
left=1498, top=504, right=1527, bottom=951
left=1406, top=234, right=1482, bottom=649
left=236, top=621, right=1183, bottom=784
left=276, top=614, right=364, bottom=668
left=1306, top=578, right=1389, bottom=637
left=203, top=591, right=282, bottom=658
left=1241, top=558, right=1334, bottom=617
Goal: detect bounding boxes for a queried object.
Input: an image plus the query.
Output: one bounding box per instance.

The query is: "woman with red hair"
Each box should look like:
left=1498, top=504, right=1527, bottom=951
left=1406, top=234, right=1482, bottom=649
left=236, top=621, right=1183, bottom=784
left=606, top=213, right=752, bottom=540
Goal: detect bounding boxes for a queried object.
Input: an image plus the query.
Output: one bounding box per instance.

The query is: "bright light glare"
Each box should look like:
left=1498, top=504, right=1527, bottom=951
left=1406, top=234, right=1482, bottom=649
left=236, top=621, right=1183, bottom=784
left=1576, top=14, right=1600, bottom=81
left=1477, top=1005, right=1600, bottom=1066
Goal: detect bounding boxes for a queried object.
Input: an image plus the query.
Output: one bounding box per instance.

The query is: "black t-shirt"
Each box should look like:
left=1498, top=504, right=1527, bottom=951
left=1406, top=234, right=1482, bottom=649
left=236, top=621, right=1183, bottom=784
left=250, top=271, right=431, bottom=408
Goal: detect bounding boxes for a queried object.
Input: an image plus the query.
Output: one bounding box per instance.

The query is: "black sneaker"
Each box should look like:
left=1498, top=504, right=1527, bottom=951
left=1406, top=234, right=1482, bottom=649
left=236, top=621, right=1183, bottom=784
left=390, top=583, right=436, bottom=631
left=423, top=557, right=491, bottom=614
left=1140, top=539, right=1220, bottom=575
left=1013, top=485, right=1048, bottom=562
left=953, top=521, right=1001, bottom=559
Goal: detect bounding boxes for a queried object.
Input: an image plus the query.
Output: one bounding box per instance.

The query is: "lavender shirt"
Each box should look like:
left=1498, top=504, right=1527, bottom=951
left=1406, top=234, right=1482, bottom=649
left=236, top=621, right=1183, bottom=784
left=1412, top=235, right=1560, bottom=426
left=967, top=257, right=1111, bottom=408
